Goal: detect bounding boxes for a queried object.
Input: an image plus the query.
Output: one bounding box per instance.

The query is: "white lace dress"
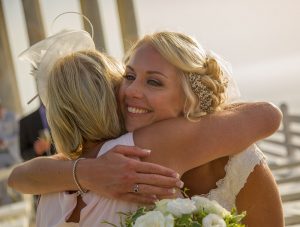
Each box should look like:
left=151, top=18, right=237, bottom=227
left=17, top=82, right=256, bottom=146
left=204, top=144, right=265, bottom=211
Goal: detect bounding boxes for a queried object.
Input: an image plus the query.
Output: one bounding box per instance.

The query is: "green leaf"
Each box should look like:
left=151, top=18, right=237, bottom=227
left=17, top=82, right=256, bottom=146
left=191, top=221, right=201, bottom=227
left=181, top=187, right=190, bottom=198
left=174, top=214, right=194, bottom=226
left=101, top=220, right=118, bottom=227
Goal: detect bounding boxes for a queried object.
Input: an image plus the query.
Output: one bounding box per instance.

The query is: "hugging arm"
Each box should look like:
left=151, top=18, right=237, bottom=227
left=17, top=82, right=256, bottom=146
left=9, top=154, right=74, bottom=194
left=8, top=146, right=180, bottom=204
left=134, top=102, right=282, bottom=174
left=8, top=102, right=281, bottom=201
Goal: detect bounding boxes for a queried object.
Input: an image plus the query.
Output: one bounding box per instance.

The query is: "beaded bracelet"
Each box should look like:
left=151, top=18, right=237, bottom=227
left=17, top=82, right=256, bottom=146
left=72, top=158, right=88, bottom=196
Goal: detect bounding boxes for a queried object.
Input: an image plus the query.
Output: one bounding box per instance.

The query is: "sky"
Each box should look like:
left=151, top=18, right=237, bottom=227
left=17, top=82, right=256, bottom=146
left=2, top=0, right=300, bottom=114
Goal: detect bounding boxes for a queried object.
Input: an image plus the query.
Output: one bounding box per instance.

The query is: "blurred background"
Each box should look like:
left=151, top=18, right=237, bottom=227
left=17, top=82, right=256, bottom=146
left=1, top=0, right=300, bottom=115
left=0, top=0, right=299, bottom=226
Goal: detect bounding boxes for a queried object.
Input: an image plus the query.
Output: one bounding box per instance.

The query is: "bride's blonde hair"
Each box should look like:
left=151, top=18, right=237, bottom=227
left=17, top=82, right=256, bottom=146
left=47, top=50, right=123, bottom=159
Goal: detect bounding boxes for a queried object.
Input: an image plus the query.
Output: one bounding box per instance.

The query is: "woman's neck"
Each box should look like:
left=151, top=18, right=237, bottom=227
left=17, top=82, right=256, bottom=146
left=80, top=141, right=104, bottom=159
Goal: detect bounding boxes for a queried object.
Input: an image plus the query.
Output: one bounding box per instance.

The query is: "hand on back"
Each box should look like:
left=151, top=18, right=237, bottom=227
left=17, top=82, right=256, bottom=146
left=78, top=145, right=183, bottom=204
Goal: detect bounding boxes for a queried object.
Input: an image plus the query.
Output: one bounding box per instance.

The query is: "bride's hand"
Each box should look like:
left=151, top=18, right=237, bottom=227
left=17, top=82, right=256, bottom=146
left=77, top=145, right=183, bottom=204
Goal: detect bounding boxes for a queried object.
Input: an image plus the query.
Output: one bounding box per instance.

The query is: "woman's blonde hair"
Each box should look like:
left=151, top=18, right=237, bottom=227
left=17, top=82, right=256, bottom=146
left=47, top=50, right=123, bottom=159
left=124, top=31, right=228, bottom=121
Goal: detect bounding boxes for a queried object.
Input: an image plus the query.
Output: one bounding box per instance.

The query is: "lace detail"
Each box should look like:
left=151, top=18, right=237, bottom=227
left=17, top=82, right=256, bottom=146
left=204, top=144, right=265, bottom=210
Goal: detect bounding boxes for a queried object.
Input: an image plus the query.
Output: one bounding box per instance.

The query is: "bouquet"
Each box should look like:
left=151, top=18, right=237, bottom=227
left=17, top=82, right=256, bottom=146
left=112, top=196, right=246, bottom=227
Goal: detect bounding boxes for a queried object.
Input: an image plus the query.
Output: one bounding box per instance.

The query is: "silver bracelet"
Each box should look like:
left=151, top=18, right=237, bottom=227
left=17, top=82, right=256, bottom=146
left=72, top=158, right=88, bottom=196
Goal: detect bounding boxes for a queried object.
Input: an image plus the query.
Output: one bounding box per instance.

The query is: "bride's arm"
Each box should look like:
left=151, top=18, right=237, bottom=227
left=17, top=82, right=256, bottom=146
left=236, top=163, right=284, bottom=226
left=134, top=102, right=282, bottom=174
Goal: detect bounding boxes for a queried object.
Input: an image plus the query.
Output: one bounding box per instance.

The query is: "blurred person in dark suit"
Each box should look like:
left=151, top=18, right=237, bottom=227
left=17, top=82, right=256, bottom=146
left=19, top=104, right=54, bottom=161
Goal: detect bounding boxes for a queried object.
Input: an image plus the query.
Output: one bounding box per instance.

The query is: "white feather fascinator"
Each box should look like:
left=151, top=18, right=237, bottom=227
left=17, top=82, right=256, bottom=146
left=19, top=29, right=95, bottom=107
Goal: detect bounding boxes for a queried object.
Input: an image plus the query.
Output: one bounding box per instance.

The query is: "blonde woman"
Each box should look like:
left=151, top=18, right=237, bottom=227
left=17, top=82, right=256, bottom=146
left=9, top=30, right=283, bottom=226
left=118, top=32, right=283, bottom=226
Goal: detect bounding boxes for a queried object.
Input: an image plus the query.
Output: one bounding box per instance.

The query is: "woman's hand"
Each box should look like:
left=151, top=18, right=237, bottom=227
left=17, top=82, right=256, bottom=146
left=8, top=145, right=182, bottom=204
left=78, top=145, right=183, bottom=204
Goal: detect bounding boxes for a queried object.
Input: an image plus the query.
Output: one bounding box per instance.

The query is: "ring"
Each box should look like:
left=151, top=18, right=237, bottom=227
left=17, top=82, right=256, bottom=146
left=133, top=184, right=139, bottom=193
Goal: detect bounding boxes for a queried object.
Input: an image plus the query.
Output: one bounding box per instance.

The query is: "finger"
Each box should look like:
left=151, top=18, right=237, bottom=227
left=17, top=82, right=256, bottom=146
left=112, top=145, right=151, bottom=158
left=131, top=184, right=177, bottom=197
left=135, top=161, right=180, bottom=178
left=157, top=194, right=178, bottom=200
left=136, top=173, right=184, bottom=188
left=121, top=193, right=157, bottom=205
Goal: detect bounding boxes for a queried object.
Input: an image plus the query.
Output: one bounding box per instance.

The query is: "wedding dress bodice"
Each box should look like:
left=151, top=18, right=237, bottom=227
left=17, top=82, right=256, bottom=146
left=204, top=144, right=265, bottom=211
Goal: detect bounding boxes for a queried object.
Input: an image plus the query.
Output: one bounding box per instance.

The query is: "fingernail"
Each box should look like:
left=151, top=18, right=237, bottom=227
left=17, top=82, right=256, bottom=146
left=153, top=198, right=159, bottom=203
left=176, top=180, right=184, bottom=188
left=172, top=172, right=180, bottom=179
left=168, top=188, right=176, bottom=194
left=142, top=149, right=151, bottom=153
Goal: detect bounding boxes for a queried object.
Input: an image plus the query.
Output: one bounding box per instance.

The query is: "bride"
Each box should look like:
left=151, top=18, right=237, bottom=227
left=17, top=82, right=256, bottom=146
left=9, top=30, right=283, bottom=226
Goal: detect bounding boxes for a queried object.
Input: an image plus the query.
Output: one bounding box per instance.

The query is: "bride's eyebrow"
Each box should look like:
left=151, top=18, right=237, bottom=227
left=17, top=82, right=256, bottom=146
left=146, top=70, right=167, bottom=78
left=125, top=65, right=135, bottom=72
left=126, top=65, right=167, bottom=78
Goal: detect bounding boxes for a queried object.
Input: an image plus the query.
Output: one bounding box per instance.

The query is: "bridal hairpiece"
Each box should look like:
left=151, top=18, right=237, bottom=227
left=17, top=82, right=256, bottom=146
left=188, top=51, right=241, bottom=112
left=188, top=73, right=214, bottom=112
left=19, top=12, right=95, bottom=107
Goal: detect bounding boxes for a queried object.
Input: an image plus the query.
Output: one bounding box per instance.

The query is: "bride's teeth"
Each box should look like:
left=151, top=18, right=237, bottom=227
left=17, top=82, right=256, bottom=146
left=128, top=107, right=149, bottom=114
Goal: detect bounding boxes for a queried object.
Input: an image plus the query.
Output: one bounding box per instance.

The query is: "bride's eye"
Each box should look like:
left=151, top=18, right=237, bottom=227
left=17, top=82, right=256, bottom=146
left=147, top=79, right=162, bottom=87
left=123, top=74, right=135, bottom=81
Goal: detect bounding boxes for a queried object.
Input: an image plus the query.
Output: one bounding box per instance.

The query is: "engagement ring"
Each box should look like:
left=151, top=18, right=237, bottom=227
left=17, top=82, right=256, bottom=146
left=133, top=184, right=139, bottom=193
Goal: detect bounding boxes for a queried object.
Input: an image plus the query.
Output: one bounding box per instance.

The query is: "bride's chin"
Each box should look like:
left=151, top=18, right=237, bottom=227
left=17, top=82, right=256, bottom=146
left=125, top=123, right=136, bottom=132
left=126, top=122, right=146, bottom=132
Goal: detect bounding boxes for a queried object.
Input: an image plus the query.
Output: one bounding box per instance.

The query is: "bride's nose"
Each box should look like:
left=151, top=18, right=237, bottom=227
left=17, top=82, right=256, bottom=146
left=124, top=80, right=144, bottom=99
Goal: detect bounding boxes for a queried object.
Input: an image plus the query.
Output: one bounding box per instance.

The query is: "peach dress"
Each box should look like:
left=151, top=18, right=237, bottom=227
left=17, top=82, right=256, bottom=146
left=36, top=133, right=139, bottom=227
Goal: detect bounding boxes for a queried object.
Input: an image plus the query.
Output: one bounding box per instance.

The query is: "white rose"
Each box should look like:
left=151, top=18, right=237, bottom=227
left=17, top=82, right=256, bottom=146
left=192, top=196, right=229, bottom=217
left=154, top=199, right=172, bottom=215
left=133, top=211, right=165, bottom=227
left=164, top=214, right=175, bottom=227
left=202, top=213, right=226, bottom=227
left=166, top=198, right=196, bottom=217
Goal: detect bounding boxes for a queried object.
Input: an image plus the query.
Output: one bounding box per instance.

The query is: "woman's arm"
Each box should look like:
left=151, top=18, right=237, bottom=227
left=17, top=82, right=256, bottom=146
left=8, top=146, right=181, bottom=204
left=9, top=102, right=281, bottom=198
left=236, top=163, right=284, bottom=226
left=8, top=155, right=74, bottom=194
left=135, top=102, right=282, bottom=174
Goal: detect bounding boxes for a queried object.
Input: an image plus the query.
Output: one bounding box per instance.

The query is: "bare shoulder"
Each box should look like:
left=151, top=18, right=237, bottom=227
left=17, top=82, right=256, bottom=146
left=236, top=162, right=284, bottom=227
